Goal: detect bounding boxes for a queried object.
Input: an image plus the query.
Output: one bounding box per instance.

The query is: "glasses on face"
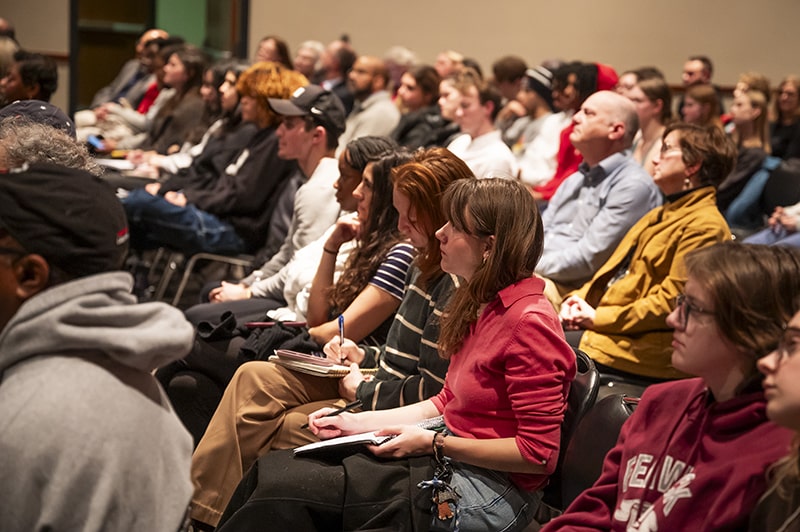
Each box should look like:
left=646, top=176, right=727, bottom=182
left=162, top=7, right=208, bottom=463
left=659, top=142, right=682, bottom=156
left=776, top=325, right=800, bottom=362
left=674, top=294, right=715, bottom=329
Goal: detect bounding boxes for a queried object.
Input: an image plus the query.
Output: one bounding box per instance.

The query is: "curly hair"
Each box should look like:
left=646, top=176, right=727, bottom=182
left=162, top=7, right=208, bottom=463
left=328, top=149, right=413, bottom=313
left=437, top=179, right=544, bottom=357
left=0, top=117, right=101, bottom=175
left=236, top=61, right=308, bottom=128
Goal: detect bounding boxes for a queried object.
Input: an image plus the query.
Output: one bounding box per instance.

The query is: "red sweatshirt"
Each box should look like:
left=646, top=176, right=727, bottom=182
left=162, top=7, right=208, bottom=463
left=533, top=122, right=582, bottom=201
left=542, top=378, right=792, bottom=531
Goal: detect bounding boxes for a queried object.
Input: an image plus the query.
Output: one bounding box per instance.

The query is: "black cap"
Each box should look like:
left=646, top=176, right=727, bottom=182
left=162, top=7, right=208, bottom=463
left=268, top=85, right=346, bottom=139
left=0, top=99, right=76, bottom=139
left=0, top=163, right=129, bottom=277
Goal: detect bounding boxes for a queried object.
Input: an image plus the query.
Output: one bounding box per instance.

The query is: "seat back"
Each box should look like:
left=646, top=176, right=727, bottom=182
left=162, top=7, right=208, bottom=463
left=541, top=348, right=599, bottom=509
left=559, top=393, right=639, bottom=509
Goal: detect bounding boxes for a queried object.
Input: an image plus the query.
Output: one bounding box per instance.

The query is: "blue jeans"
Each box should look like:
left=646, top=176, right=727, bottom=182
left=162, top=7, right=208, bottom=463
left=744, top=226, right=800, bottom=248
left=122, top=188, right=245, bottom=255
left=447, top=460, right=541, bottom=532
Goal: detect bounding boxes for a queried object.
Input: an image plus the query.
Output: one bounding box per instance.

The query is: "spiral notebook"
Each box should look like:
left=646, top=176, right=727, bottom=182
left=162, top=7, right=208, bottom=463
left=294, top=416, right=445, bottom=455
left=269, top=349, right=378, bottom=377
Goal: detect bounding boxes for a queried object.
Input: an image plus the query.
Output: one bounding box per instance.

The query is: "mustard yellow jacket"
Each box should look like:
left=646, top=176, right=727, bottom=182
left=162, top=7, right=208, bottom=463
left=574, top=186, right=731, bottom=379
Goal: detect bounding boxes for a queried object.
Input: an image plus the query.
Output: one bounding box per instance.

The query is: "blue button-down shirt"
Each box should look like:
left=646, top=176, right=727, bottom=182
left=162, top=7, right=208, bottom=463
left=537, top=150, right=662, bottom=285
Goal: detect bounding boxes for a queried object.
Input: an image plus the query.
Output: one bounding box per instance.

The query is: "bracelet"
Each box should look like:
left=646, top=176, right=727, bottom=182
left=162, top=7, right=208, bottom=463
left=432, top=432, right=448, bottom=463
left=323, top=247, right=338, bottom=254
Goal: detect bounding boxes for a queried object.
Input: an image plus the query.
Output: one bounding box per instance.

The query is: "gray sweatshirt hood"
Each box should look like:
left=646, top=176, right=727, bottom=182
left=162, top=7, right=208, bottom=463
left=0, top=271, right=194, bottom=375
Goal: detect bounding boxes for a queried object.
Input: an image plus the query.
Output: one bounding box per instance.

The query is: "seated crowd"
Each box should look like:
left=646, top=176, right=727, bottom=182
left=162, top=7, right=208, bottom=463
left=2, top=24, right=800, bottom=531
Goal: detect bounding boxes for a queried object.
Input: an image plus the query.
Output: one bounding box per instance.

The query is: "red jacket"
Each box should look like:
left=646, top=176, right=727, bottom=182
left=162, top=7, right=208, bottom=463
left=533, top=122, right=582, bottom=201
left=543, top=378, right=792, bottom=531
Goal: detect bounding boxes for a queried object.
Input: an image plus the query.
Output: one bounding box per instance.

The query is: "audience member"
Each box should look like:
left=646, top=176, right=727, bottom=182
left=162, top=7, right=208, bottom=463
left=383, top=45, right=417, bottom=97
left=505, top=66, right=554, bottom=154
left=292, top=40, right=324, bottom=79
left=445, top=68, right=517, bottom=178
left=517, top=63, right=576, bottom=187
left=316, top=39, right=356, bottom=114
left=531, top=62, right=619, bottom=201
left=89, top=28, right=168, bottom=108
left=188, top=147, right=468, bottom=529
left=0, top=163, right=195, bottom=531
left=771, top=75, right=800, bottom=159
left=253, top=35, right=292, bottom=69
left=545, top=242, right=798, bottom=531
left=0, top=49, right=57, bottom=105
left=743, top=202, right=800, bottom=247
left=678, top=54, right=723, bottom=119
left=390, top=64, right=444, bottom=149
left=682, top=83, right=723, bottom=130
left=535, top=90, right=660, bottom=306
left=122, top=62, right=307, bottom=256
left=615, top=65, right=664, bottom=98
left=215, top=178, right=575, bottom=532
left=136, top=44, right=210, bottom=154
left=560, top=123, right=736, bottom=381
left=0, top=35, right=18, bottom=79
left=336, top=55, right=400, bottom=152
left=627, top=75, right=673, bottom=175
left=752, top=304, right=800, bottom=531
left=0, top=17, right=15, bottom=41
left=718, top=89, right=770, bottom=214
left=434, top=49, right=463, bottom=79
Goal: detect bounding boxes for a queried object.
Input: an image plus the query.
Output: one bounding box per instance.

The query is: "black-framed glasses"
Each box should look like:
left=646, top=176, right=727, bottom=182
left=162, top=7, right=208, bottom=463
left=674, top=294, right=715, bottom=329
left=776, top=325, right=800, bottom=362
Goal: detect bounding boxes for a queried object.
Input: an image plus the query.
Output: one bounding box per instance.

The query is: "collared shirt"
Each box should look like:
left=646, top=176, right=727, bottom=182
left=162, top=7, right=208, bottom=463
left=536, top=150, right=661, bottom=285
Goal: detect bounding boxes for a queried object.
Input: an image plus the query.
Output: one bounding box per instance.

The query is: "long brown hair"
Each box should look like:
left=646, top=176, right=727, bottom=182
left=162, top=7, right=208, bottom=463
left=391, top=147, right=474, bottom=288
left=328, top=149, right=412, bottom=312
left=437, top=179, right=544, bottom=357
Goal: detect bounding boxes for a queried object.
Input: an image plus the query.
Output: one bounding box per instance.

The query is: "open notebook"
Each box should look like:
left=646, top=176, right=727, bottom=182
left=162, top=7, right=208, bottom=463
left=294, top=415, right=445, bottom=456
left=270, top=349, right=378, bottom=377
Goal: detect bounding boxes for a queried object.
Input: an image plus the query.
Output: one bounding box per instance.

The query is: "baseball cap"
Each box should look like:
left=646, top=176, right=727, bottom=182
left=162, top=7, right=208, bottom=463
left=268, top=85, right=346, bottom=139
left=0, top=99, right=76, bottom=139
left=0, top=163, right=129, bottom=277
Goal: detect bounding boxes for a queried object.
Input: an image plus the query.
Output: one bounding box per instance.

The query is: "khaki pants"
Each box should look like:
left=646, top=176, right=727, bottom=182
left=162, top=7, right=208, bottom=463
left=190, top=361, right=346, bottom=526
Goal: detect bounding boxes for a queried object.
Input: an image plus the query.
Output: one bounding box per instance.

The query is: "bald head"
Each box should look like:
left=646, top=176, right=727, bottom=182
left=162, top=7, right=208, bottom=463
left=570, top=90, right=639, bottom=165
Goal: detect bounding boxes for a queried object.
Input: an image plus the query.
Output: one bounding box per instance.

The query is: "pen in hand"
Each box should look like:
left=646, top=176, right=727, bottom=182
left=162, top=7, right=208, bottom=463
left=301, top=399, right=362, bottom=430
left=338, top=314, right=346, bottom=363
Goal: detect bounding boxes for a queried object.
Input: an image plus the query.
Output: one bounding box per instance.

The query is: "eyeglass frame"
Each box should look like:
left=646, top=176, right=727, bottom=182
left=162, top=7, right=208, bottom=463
left=673, top=293, right=716, bottom=329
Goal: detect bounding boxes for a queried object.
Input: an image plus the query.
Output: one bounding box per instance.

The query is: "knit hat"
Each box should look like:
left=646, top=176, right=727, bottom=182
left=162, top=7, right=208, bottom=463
left=0, top=99, right=76, bottom=138
left=523, top=66, right=554, bottom=111
left=268, top=84, right=346, bottom=139
left=0, top=163, right=129, bottom=277
left=595, top=63, right=619, bottom=92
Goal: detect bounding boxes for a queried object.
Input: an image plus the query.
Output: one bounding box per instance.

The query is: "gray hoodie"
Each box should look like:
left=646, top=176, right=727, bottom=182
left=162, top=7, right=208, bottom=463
left=0, top=271, right=195, bottom=532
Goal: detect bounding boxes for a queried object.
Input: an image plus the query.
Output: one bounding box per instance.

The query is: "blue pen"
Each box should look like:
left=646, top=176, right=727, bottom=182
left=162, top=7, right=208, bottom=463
left=338, top=314, right=345, bottom=347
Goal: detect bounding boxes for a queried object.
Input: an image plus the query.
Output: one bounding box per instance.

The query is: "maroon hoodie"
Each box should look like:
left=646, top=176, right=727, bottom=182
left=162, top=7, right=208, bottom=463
left=543, top=378, right=792, bottom=531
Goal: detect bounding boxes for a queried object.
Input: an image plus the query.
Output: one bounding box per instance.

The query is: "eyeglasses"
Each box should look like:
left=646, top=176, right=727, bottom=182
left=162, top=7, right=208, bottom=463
left=776, top=325, right=800, bottom=362
left=674, top=294, right=715, bottom=329
left=659, top=143, right=682, bottom=156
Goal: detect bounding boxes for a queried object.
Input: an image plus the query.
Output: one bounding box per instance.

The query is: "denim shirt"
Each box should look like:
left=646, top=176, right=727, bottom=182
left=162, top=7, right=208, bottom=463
left=537, top=150, right=661, bottom=285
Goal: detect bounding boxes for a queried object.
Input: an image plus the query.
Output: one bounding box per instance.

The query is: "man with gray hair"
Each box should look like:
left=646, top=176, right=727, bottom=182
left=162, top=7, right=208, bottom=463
left=536, top=90, right=662, bottom=307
